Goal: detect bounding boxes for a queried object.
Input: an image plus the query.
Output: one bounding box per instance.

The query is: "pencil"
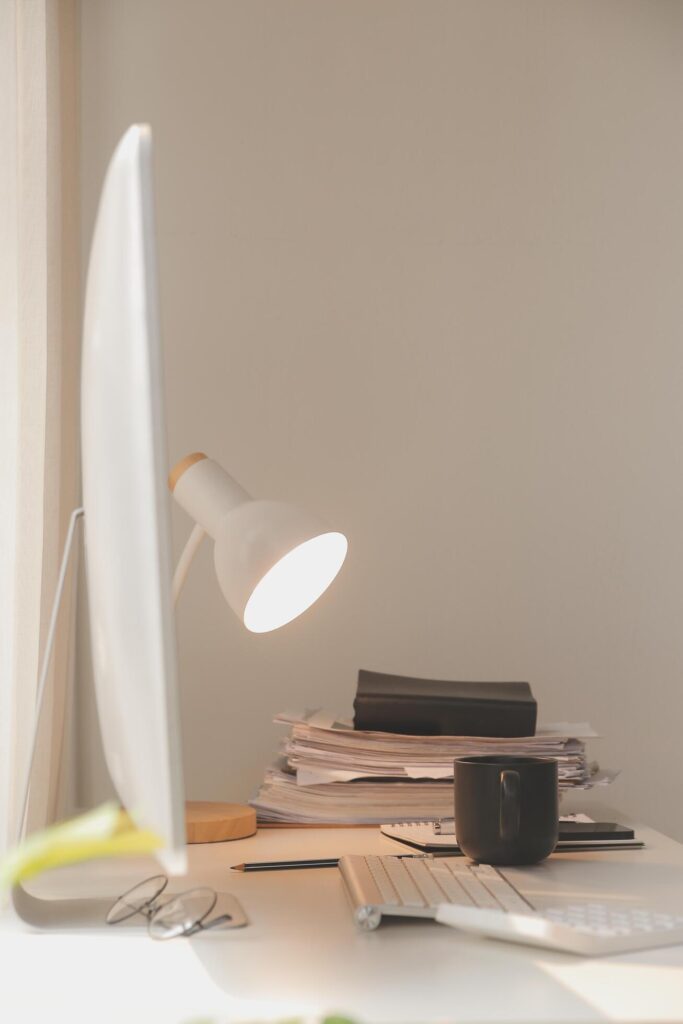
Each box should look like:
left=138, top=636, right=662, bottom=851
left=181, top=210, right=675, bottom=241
left=231, top=858, right=340, bottom=872
left=231, top=852, right=461, bottom=871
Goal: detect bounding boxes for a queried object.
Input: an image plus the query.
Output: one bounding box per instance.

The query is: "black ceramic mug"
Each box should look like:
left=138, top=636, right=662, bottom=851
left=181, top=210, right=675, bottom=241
left=454, top=755, right=558, bottom=865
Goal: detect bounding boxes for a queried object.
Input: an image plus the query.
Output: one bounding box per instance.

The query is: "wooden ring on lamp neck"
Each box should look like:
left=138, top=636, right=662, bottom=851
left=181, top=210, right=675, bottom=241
left=168, top=452, right=208, bottom=493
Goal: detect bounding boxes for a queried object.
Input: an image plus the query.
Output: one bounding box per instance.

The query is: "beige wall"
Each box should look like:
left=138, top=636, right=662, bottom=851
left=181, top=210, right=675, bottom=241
left=78, top=0, right=683, bottom=839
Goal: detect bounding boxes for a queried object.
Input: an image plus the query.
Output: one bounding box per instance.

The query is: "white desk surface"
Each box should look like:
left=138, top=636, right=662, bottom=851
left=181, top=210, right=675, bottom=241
left=3, top=804, right=683, bottom=1024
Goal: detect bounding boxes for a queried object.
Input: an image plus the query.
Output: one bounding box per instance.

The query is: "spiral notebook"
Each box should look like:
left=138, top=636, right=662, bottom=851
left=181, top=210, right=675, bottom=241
left=381, top=816, right=643, bottom=852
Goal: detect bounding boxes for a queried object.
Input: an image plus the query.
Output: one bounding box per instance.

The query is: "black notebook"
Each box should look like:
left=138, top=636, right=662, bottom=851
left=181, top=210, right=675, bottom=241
left=353, top=670, right=537, bottom=737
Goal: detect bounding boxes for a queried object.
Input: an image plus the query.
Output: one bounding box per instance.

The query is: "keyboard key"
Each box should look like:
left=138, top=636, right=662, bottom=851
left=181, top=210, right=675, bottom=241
left=450, top=870, right=500, bottom=909
left=470, top=864, right=499, bottom=878
left=428, top=866, right=473, bottom=905
left=403, top=858, right=449, bottom=906
left=365, top=856, right=400, bottom=906
left=469, top=868, right=530, bottom=912
left=445, top=859, right=475, bottom=875
left=383, top=858, right=426, bottom=907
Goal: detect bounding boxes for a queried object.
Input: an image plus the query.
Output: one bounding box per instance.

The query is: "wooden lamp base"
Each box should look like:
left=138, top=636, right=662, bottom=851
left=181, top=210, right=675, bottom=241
left=185, top=801, right=257, bottom=843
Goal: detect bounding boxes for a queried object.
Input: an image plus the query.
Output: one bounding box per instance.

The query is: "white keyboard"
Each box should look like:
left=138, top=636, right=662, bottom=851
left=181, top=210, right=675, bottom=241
left=338, top=854, right=683, bottom=955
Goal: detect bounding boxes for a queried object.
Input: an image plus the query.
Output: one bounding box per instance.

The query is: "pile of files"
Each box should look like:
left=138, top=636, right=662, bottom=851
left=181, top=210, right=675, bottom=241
left=250, top=711, right=614, bottom=825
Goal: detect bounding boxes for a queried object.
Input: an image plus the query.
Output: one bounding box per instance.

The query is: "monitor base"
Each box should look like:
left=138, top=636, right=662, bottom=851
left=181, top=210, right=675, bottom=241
left=11, top=882, right=113, bottom=929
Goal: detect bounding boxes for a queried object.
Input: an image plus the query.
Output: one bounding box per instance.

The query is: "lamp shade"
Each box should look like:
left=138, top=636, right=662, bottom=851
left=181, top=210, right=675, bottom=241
left=215, top=500, right=347, bottom=632
left=170, top=454, right=347, bottom=632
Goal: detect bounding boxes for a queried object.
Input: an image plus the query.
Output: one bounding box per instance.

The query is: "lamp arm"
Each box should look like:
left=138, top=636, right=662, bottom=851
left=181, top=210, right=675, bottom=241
left=172, top=522, right=207, bottom=605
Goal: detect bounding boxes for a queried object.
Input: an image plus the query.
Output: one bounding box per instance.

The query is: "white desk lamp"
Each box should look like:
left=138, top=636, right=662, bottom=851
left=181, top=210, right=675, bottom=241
left=169, top=451, right=348, bottom=841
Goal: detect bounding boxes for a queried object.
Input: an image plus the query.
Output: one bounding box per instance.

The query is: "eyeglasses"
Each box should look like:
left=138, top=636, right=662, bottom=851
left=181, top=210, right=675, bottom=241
left=106, top=874, right=234, bottom=940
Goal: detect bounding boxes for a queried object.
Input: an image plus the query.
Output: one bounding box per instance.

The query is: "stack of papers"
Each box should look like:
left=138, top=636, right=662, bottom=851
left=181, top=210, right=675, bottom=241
left=250, top=711, right=614, bottom=825
left=252, top=765, right=455, bottom=824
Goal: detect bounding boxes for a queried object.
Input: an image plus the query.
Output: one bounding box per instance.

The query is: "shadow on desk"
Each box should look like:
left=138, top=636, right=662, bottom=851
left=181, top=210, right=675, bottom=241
left=185, top=842, right=683, bottom=1023
left=189, top=910, right=683, bottom=1023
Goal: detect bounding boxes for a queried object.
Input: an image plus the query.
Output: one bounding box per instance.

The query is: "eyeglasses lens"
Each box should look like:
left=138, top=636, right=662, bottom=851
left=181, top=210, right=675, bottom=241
left=106, top=875, right=168, bottom=925
left=148, top=887, right=217, bottom=940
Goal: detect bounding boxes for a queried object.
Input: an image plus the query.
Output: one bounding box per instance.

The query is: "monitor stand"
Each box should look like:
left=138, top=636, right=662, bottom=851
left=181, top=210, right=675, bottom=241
left=9, top=508, right=114, bottom=929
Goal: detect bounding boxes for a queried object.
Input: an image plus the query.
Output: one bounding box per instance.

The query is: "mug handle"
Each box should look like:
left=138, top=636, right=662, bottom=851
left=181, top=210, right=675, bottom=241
left=499, top=769, right=521, bottom=842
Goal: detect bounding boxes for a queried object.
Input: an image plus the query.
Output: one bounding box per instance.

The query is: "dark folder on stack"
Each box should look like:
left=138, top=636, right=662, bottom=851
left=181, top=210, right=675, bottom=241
left=353, top=670, right=538, bottom=737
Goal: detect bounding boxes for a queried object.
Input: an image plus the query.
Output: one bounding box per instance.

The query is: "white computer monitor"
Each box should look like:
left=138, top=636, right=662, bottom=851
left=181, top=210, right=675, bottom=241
left=11, top=125, right=186, bottom=928
left=80, top=124, right=186, bottom=875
